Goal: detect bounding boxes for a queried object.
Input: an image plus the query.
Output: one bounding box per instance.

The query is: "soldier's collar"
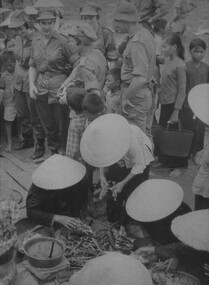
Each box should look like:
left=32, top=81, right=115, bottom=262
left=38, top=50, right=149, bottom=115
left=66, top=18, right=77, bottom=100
left=128, top=23, right=142, bottom=39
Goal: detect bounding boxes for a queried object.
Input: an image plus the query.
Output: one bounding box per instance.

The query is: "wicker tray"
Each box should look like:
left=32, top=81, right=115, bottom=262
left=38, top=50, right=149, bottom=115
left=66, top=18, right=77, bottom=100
left=152, top=270, right=201, bottom=285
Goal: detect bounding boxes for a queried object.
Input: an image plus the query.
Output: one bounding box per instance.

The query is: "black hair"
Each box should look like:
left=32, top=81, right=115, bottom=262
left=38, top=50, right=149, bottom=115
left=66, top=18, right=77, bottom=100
left=66, top=88, right=87, bottom=113
left=1, top=50, right=16, bottom=64
left=165, top=33, right=185, bottom=60
left=107, top=67, right=121, bottom=82
left=152, top=19, right=167, bottom=34
left=82, top=93, right=105, bottom=114
left=189, top=38, right=207, bottom=51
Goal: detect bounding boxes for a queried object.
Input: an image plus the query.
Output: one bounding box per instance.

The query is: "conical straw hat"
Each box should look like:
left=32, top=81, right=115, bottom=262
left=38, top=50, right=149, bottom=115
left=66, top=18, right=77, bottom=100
left=69, top=252, right=153, bottom=285
left=80, top=114, right=131, bottom=167
left=171, top=209, right=209, bottom=251
left=32, top=154, right=86, bottom=190
left=34, top=0, right=64, bottom=8
left=24, top=6, right=38, bottom=15
left=126, top=179, right=184, bottom=222
left=188, top=83, right=209, bottom=125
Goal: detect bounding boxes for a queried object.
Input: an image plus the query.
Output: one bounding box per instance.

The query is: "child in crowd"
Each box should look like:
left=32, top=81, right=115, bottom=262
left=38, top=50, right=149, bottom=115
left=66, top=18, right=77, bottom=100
left=66, top=91, right=105, bottom=218
left=152, top=19, right=168, bottom=57
left=65, top=88, right=87, bottom=161
left=158, top=33, right=187, bottom=175
left=82, top=92, right=106, bottom=123
left=182, top=38, right=209, bottom=165
left=0, top=51, right=17, bottom=152
left=103, top=67, right=122, bottom=114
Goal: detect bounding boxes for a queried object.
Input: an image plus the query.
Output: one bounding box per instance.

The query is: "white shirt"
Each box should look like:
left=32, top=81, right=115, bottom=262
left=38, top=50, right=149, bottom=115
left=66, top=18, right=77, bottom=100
left=123, top=124, right=154, bottom=174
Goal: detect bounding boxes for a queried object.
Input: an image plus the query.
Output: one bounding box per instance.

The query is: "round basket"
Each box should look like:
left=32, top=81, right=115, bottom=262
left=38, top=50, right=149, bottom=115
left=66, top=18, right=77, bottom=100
left=24, top=237, right=65, bottom=268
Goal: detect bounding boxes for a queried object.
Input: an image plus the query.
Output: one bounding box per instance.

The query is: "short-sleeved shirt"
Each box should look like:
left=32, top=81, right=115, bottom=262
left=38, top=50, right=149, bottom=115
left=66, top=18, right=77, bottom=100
left=14, top=32, right=38, bottom=93
left=29, top=30, right=73, bottom=103
left=0, top=71, right=16, bottom=108
left=74, top=48, right=107, bottom=91
left=123, top=124, right=153, bottom=174
left=66, top=114, right=87, bottom=162
left=105, top=89, right=122, bottom=114
left=121, top=26, right=156, bottom=87
left=94, top=24, right=117, bottom=61
left=128, top=0, right=169, bottom=21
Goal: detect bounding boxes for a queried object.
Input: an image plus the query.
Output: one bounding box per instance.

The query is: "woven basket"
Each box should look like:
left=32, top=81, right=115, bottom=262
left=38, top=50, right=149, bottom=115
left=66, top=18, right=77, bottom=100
left=156, top=122, right=194, bottom=157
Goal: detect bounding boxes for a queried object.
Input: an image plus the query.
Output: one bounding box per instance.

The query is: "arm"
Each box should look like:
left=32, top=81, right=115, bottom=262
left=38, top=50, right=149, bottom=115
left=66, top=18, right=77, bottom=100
left=174, top=66, right=187, bottom=110
left=155, top=242, right=189, bottom=259
left=78, top=66, right=100, bottom=92
left=29, top=66, right=38, bottom=99
left=26, top=185, right=54, bottom=227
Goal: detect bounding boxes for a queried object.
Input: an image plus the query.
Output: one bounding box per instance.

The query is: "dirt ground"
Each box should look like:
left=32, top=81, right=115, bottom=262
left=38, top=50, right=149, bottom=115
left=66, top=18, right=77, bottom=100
left=1, top=0, right=209, bottom=213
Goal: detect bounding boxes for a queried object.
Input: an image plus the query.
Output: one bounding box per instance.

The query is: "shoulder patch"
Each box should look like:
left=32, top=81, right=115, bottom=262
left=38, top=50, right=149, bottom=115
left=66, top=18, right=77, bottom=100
left=102, top=26, right=114, bottom=33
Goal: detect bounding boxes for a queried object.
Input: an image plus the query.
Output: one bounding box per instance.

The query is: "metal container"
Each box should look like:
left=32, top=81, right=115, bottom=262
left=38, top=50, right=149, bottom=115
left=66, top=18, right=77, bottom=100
left=24, top=237, right=65, bottom=268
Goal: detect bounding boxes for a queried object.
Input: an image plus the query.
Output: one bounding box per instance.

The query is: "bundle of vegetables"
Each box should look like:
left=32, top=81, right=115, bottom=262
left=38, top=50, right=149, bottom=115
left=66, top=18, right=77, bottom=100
left=111, top=226, right=134, bottom=251
left=60, top=227, right=112, bottom=271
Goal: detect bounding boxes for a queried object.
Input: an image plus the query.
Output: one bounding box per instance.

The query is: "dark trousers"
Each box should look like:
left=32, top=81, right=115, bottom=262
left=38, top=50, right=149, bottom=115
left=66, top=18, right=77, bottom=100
left=15, top=89, right=45, bottom=141
left=15, top=89, right=33, bottom=139
left=35, top=95, right=69, bottom=151
left=182, top=106, right=205, bottom=155
left=106, top=163, right=150, bottom=225
left=195, top=195, right=209, bottom=210
left=158, top=103, right=188, bottom=168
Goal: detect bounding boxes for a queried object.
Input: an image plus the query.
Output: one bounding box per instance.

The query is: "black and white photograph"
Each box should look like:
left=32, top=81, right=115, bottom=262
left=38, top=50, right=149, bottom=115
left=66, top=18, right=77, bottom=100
left=0, top=0, right=209, bottom=284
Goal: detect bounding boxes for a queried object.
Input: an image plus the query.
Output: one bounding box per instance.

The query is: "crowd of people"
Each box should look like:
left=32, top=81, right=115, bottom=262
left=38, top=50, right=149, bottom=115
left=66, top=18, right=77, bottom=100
left=1, top=0, right=209, bottom=284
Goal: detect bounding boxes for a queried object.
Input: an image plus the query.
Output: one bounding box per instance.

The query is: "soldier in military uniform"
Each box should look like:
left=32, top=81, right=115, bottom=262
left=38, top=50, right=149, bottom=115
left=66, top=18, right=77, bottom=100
left=60, top=23, right=107, bottom=94
left=79, top=1, right=117, bottom=64
left=29, top=8, right=74, bottom=155
left=126, top=0, right=169, bottom=24
left=113, top=2, right=156, bottom=135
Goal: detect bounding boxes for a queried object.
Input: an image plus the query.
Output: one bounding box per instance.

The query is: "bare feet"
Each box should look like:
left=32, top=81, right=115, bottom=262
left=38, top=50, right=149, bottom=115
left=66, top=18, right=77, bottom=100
left=5, top=144, right=12, bottom=152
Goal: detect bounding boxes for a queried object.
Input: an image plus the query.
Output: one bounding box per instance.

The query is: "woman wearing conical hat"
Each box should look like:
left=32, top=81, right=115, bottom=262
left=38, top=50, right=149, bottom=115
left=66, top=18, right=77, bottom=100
left=26, top=155, right=88, bottom=228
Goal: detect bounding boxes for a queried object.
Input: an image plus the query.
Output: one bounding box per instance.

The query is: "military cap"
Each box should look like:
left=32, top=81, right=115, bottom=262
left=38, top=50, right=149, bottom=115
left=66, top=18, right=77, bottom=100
left=62, top=22, right=97, bottom=42
left=113, top=1, right=140, bottom=22
left=34, top=0, right=64, bottom=8
left=37, top=8, right=57, bottom=20
left=80, top=2, right=101, bottom=16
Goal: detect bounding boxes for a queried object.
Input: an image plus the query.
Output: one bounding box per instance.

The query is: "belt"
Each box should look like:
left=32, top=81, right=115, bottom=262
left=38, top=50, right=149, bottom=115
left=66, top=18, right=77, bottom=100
left=39, top=71, right=65, bottom=78
left=122, top=82, right=149, bottom=89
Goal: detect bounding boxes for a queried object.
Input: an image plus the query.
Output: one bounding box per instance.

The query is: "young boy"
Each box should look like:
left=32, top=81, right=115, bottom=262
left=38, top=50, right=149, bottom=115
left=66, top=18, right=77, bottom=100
left=103, top=68, right=122, bottom=114
left=82, top=92, right=106, bottom=123
left=66, top=90, right=106, bottom=219
left=65, top=88, right=87, bottom=161
left=0, top=51, right=17, bottom=152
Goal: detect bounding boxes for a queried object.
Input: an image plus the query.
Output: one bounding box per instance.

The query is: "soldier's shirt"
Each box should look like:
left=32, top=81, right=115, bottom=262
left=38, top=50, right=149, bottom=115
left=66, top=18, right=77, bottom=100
left=75, top=48, right=107, bottom=91
left=29, top=30, right=73, bottom=103
left=121, top=26, right=156, bottom=87
left=94, top=23, right=117, bottom=61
